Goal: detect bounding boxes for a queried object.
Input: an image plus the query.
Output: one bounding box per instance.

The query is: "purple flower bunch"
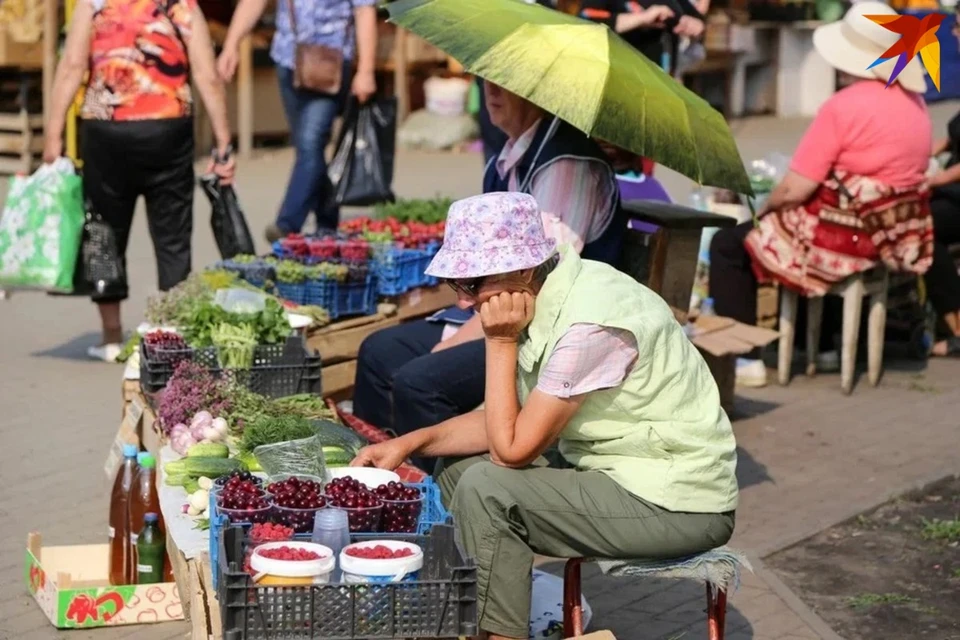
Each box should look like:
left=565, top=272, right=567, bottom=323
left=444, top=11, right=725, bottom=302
left=158, top=361, right=232, bottom=434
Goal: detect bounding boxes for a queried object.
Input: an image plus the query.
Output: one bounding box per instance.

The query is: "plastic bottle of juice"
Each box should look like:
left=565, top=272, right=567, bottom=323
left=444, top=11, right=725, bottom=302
left=109, top=444, right=139, bottom=585
left=136, top=513, right=165, bottom=585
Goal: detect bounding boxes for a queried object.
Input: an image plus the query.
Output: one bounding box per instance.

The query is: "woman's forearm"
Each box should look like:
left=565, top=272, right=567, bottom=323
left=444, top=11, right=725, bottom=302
left=188, top=8, right=232, bottom=150
left=933, top=138, right=950, bottom=157
left=223, top=0, right=268, bottom=50
left=615, top=12, right=652, bottom=33
left=47, top=64, right=87, bottom=143
left=483, top=340, right=523, bottom=465
left=931, top=164, right=960, bottom=188
left=401, top=410, right=488, bottom=459
left=353, top=5, right=377, bottom=74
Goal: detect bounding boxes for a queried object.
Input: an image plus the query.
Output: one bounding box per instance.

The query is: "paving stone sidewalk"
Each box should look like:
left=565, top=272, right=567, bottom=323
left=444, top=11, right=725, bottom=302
left=2, top=101, right=958, bottom=639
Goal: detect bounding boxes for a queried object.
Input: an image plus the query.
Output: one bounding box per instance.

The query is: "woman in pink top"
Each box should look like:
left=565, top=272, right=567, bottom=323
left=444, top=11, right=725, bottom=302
left=709, top=1, right=934, bottom=388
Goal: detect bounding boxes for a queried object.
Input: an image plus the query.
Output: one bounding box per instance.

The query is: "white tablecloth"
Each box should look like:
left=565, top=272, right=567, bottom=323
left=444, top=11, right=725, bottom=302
left=158, top=445, right=210, bottom=560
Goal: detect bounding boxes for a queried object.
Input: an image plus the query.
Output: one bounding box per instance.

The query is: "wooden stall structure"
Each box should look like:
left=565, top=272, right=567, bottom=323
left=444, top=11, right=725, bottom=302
left=0, top=0, right=46, bottom=173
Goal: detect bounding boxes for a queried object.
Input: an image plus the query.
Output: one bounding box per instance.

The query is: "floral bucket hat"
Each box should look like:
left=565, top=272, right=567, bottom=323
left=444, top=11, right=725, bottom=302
left=425, top=192, right=557, bottom=280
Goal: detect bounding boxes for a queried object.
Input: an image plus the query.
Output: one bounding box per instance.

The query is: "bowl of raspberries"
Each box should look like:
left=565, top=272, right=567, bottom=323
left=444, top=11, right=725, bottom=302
left=250, top=541, right=335, bottom=585
left=339, top=541, right=424, bottom=584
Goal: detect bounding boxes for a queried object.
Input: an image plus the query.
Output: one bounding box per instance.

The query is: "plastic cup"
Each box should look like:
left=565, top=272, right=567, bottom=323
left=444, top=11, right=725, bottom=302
left=380, top=496, right=424, bottom=534
left=339, top=504, right=383, bottom=533
left=217, top=504, right=273, bottom=524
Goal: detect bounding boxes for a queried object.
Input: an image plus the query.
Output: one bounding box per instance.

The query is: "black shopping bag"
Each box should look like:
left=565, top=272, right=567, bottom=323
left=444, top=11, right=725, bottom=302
left=329, top=96, right=397, bottom=207
left=200, top=175, right=256, bottom=259
left=49, top=201, right=126, bottom=298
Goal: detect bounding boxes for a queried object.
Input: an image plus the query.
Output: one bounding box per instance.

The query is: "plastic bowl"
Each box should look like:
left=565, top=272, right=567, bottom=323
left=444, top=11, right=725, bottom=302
left=339, top=540, right=423, bottom=584
left=214, top=474, right=265, bottom=488
left=325, top=467, right=400, bottom=491
left=272, top=503, right=327, bottom=533
left=380, top=495, right=424, bottom=533
left=251, top=541, right=335, bottom=585
left=324, top=503, right=382, bottom=533
left=265, top=474, right=325, bottom=494
left=213, top=486, right=272, bottom=506
left=217, top=504, right=273, bottom=524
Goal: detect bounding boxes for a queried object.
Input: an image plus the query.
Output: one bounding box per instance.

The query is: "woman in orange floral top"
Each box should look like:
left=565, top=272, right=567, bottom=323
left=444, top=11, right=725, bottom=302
left=43, top=0, right=235, bottom=361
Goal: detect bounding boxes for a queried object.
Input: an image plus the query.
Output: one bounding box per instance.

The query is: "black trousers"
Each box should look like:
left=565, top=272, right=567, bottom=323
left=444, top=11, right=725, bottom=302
left=352, top=319, right=486, bottom=469
left=924, top=189, right=960, bottom=319
left=81, top=118, right=195, bottom=302
left=709, top=222, right=839, bottom=358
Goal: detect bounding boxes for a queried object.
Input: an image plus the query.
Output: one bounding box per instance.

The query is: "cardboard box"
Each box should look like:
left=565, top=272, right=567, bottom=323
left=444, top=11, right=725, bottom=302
left=26, top=534, right=184, bottom=629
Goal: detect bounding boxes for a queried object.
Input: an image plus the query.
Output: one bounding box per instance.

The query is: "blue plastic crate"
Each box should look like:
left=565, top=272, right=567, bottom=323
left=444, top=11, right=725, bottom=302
left=275, top=282, right=307, bottom=305
left=209, top=477, right=450, bottom=590
left=305, top=279, right=337, bottom=310
left=335, top=274, right=378, bottom=318
left=374, top=244, right=440, bottom=296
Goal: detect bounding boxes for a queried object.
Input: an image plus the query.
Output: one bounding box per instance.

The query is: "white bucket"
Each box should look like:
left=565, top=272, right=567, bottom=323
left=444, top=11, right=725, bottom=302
left=250, top=541, right=335, bottom=585
left=339, top=540, right=424, bottom=584
left=424, top=77, right=470, bottom=117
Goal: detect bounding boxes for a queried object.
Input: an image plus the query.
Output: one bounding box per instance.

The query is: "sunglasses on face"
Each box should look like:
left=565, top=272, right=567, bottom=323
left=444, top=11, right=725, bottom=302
left=446, top=277, right=485, bottom=297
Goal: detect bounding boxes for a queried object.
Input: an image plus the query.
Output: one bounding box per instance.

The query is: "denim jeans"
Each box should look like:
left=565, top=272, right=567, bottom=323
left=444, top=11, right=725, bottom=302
left=352, top=319, right=486, bottom=470
left=275, top=65, right=346, bottom=234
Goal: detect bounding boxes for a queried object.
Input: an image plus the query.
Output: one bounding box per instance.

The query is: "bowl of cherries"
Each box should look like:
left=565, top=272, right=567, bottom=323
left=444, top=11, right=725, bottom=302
left=267, top=475, right=327, bottom=533
left=215, top=473, right=272, bottom=523
left=323, top=476, right=383, bottom=533
left=374, top=482, right=424, bottom=533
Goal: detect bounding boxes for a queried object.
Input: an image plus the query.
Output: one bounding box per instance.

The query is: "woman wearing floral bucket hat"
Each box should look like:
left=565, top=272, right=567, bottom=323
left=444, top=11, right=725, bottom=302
left=353, top=192, right=737, bottom=640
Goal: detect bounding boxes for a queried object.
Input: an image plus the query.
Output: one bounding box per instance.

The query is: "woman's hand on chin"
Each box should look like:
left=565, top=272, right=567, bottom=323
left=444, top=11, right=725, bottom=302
left=480, top=292, right=535, bottom=343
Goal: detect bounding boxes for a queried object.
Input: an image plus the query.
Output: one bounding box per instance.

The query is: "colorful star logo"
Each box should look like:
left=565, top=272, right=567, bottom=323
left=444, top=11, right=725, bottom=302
left=865, top=13, right=945, bottom=91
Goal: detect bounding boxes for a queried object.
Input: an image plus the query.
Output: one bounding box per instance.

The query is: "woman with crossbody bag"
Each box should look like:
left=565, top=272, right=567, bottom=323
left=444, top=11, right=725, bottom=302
left=42, top=0, right=235, bottom=362
left=218, top=0, right=378, bottom=240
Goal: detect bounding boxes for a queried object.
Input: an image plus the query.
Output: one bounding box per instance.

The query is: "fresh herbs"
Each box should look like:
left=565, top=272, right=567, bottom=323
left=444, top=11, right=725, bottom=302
left=373, top=197, right=452, bottom=224
left=272, top=394, right=338, bottom=421
left=180, top=297, right=290, bottom=348
left=212, top=322, right=257, bottom=369
left=157, top=361, right=232, bottom=435
left=239, top=414, right=317, bottom=454
left=116, top=333, right=141, bottom=363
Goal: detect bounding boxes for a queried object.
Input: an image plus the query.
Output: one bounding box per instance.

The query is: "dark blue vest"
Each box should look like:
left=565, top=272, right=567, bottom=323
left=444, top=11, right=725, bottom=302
left=482, top=118, right=625, bottom=266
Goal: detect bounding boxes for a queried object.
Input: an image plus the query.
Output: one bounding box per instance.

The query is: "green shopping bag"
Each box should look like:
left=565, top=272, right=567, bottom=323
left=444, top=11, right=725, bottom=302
left=0, top=160, right=85, bottom=292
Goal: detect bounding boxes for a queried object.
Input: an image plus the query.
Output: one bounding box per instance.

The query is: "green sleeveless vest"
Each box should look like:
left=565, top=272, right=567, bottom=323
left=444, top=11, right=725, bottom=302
left=517, top=247, right=739, bottom=513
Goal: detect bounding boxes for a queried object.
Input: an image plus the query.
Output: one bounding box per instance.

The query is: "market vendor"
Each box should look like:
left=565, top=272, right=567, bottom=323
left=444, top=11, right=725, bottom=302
left=352, top=81, right=626, bottom=454
left=352, top=192, right=738, bottom=640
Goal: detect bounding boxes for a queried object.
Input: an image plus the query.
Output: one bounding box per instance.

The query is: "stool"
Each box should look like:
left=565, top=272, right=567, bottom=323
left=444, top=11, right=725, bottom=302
left=561, top=548, right=749, bottom=639
left=777, top=268, right=890, bottom=394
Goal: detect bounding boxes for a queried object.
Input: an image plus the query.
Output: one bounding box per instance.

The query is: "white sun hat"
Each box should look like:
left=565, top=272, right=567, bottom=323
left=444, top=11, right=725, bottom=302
left=812, top=1, right=928, bottom=94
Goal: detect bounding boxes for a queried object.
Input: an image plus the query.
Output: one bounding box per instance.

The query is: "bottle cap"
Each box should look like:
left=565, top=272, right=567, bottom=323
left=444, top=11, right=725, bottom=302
left=145, top=512, right=159, bottom=523
left=140, top=454, right=156, bottom=469
left=136, top=452, right=148, bottom=464
left=123, top=444, right=139, bottom=458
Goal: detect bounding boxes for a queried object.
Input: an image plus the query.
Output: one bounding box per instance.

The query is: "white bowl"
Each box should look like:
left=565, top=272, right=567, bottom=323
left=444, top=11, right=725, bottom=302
left=251, top=541, right=335, bottom=578
left=287, top=313, right=312, bottom=330
left=325, top=467, right=401, bottom=490
left=340, top=540, right=423, bottom=583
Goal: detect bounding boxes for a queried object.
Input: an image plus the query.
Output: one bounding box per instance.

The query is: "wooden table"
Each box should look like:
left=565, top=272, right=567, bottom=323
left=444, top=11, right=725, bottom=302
left=620, top=201, right=738, bottom=312
left=308, top=285, right=458, bottom=400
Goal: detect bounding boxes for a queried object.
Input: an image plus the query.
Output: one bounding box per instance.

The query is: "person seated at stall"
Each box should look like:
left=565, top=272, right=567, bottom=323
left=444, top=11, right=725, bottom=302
left=352, top=80, right=624, bottom=453
left=924, top=15, right=960, bottom=357
left=351, top=192, right=738, bottom=640
left=708, top=1, right=934, bottom=388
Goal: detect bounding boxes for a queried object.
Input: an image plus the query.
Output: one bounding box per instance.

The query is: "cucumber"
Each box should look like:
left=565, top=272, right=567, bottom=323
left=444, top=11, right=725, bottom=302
left=164, top=457, right=245, bottom=479
left=236, top=451, right=262, bottom=473
left=187, top=443, right=229, bottom=459
left=184, top=478, right=201, bottom=494
left=164, top=473, right=191, bottom=487
left=322, top=446, right=354, bottom=467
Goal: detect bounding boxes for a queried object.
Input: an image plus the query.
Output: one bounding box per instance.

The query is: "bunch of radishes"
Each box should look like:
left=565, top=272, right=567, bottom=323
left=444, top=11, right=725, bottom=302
left=170, top=410, right=229, bottom=455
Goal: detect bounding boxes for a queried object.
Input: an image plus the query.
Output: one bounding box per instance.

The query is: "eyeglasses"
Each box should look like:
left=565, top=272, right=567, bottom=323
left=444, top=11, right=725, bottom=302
left=446, top=278, right=484, bottom=298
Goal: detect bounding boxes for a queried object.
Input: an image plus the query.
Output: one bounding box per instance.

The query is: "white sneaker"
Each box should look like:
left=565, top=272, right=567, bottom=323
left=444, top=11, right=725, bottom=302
left=87, top=343, right=123, bottom=363
left=736, top=358, right=768, bottom=388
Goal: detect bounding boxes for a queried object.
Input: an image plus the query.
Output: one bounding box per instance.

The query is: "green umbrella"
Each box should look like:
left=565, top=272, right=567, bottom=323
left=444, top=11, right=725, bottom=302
left=386, top=0, right=752, bottom=193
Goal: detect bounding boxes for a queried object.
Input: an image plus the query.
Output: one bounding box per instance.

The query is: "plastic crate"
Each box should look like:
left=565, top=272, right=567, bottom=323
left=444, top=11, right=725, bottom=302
left=373, top=243, right=439, bottom=296
left=209, top=478, right=450, bottom=590
left=215, top=260, right=276, bottom=285
left=275, top=282, right=308, bottom=305
left=217, top=522, right=477, bottom=640
left=139, top=335, right=321, bottom=397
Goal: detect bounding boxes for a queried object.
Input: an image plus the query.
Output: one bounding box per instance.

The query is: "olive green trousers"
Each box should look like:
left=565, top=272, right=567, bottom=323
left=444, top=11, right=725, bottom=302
left=436, top=455, right=735, bottom=639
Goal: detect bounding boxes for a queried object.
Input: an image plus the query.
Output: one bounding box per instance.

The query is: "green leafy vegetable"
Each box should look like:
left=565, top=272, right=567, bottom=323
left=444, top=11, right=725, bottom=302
left=240, top=414, right=317, bottom=454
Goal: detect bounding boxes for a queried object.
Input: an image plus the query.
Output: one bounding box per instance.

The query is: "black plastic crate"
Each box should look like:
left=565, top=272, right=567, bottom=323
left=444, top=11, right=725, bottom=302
left=218, top=523, right=478, bottom=640
left=139, top=335, right=322, bottom=398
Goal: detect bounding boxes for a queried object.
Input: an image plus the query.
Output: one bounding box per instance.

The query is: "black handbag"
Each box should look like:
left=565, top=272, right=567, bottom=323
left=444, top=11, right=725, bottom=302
left=328, top=96, right=397, bottom=207
left=77, top=204, right=125, bottom=297
left=201, top=175, right=256, bottom=259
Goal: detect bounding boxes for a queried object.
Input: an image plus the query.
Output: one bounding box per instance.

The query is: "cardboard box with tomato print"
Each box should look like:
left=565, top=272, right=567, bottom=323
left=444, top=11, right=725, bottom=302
left=26, top=533, right=184, bottom=628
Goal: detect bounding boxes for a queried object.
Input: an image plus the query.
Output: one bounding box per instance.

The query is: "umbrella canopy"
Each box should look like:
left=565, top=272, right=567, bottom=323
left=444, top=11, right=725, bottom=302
left=386, top=0, right=752, bottom=193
